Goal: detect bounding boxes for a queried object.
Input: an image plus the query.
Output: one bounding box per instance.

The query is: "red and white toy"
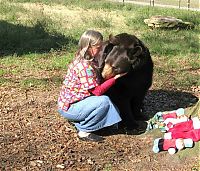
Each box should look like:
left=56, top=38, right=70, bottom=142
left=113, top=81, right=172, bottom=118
left=153, top=138, right=194, bottom=155
left=152, top=108, right=200, bottom=155
left=161, top=108, right=189, bottom=131
left=164, top=117, right=200, bottom=142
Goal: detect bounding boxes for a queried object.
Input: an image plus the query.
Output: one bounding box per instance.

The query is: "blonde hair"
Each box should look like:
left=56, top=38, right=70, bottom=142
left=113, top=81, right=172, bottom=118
left=76, top=30, right=103, bottom=61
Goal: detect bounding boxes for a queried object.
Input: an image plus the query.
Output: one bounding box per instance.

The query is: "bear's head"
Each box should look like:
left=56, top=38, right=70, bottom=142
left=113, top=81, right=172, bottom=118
left=101, top=33, right=147, bottom=80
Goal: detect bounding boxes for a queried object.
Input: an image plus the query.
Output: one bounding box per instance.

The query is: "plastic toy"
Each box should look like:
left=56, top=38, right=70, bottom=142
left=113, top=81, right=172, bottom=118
left=167, top=117, right=200, bottom=133
left=153, top=138, right=193, bottom=155
left=165, top=128, right=200, bottom=142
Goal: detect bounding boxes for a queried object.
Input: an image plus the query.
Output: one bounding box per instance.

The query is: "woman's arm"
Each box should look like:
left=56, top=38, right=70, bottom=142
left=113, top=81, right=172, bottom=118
left=89, top=78, right=116, bottom=96
left=89, top=72, right=127, bottom=96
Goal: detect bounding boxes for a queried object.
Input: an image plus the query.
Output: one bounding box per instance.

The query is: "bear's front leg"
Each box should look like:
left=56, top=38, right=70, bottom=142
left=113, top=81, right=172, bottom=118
left=116, top=100, right=139, bottom=130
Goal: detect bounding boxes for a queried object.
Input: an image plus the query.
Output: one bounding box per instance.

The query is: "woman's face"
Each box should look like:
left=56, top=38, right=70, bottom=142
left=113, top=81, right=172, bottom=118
left=88, top=44, right=102, bottom=57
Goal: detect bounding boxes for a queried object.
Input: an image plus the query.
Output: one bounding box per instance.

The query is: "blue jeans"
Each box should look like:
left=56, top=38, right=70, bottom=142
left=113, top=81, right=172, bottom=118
left=58, top=95, right=122, bottom=132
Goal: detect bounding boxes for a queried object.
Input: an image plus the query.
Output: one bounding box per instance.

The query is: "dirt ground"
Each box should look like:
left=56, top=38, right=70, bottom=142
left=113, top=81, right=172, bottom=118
left=0, top=1, right=199, bottom=170
left=0, top=77, right=199, bottom=171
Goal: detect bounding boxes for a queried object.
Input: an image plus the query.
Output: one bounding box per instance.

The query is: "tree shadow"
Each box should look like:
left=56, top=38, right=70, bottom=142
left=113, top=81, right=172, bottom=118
left=144, top=89, right=199, bottom=117
left=0, top=20, right=78, bottom=57
left=97, top=89, right=198, bottom=136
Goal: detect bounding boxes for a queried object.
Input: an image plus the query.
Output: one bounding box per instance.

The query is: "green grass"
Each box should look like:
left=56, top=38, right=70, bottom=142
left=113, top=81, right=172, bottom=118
left=0, top=0, right=199, bottom=90
left=154, top=0, right=199, bottom=9
left=92, top=16, right=113, bottom=28
left=118, top=0, right=199, bottom=9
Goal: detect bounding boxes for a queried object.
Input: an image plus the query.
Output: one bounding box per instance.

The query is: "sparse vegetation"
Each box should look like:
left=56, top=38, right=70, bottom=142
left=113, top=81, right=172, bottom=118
left=0, top=0, right=199, bottom=170
left=0, top=0, right=199, bottom=89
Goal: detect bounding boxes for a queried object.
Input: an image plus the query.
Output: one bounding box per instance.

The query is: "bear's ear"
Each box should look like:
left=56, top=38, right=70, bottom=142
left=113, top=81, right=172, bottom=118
left=109, top=34, right=119, bottom=45
left=104, top=43, right=114, bottom=54
left=128, top=46, right=142, bottom=58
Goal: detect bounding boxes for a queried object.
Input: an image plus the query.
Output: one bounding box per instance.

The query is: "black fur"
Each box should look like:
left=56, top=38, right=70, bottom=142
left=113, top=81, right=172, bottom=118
left=97, top=33, right=153, bottom=129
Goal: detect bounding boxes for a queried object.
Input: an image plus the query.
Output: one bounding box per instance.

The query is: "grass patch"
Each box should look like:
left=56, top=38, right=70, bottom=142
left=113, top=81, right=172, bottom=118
left=0, top=20, right=74, bottom=55
left=20, top=76, right=63, bottom=89
left=48, top=54, right=73, bottom=70
left=20, top=78, right=49, bottom=88
left=120, top=0, right=199, bottom=9
left=143, top=29, right=199, bottom=56
left=0, top=0, right=199, bottom=91
left=92, top=16, right=113, bottom=28
left=174, top=72, right=199, bottom=87
left=0, top=77, right=12, bottom=86
left=0, top=69, right=6, bottom=76
left=0, top=1, right=27, bottom=21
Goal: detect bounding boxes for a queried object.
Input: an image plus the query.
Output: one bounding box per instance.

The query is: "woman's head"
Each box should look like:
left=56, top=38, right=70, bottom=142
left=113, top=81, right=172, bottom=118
left=78, top=30, right=103, bottom=60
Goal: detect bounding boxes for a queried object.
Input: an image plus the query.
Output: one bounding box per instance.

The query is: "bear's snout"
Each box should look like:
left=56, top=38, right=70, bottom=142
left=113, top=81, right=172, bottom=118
left=102, top=63, right=115, bottom=80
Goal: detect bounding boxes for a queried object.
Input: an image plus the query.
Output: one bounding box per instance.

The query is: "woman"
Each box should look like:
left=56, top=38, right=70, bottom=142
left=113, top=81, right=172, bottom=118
left=58, top=30, right=126, bottom=142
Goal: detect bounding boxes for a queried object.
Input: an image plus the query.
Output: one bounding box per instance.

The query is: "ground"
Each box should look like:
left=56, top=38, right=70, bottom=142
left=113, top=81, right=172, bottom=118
left=0, top=71, right=199, bottom=171
left=0, top=1, right=199, bottom=170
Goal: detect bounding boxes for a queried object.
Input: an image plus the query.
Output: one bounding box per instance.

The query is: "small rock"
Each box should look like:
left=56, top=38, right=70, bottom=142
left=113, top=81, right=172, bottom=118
left=21, top=167, right=27, bottom=171
left=36, top=160, right=43, bottom=164
left=87, top=159, right=94, bottom=165
left=56, top=164, right=65, bottom=169
left=29, top=161, right=37, bottom=167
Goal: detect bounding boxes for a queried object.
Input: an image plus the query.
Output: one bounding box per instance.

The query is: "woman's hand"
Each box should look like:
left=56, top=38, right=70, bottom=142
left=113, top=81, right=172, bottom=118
left=114, top=72, right=128, bottom=79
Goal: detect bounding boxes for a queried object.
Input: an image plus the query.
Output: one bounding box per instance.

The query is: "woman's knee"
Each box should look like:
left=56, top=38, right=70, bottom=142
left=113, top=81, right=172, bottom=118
left=98, top=95, right=111, bottom=107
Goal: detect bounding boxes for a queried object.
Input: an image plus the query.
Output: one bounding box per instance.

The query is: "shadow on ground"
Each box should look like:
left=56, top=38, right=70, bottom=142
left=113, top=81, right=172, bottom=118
left=97, top=89, right=198, bottom=136
left=144, top=89, right=199, bottom=116
left=0, top=20, right=78, bottom=57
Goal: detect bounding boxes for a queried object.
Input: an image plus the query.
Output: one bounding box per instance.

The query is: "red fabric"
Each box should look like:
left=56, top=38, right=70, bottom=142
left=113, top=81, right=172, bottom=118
left=168, top=120, right=193, bottom=133
left=162, top=139, right=176, bottom=150
left=162, top=112, right=177, bottom=120
left=171, top=129, right=200, bottom=142
left=90, top=78, right=116, bottom=96
left=166, top=122, right=174, bottom=129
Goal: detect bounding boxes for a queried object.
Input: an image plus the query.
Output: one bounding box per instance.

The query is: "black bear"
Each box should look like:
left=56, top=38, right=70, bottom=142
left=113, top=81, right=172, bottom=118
left=97, top=33, right=154, bottom=129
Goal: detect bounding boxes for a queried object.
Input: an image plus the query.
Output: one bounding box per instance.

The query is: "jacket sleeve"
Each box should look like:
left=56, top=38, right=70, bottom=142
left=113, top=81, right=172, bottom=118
left=89, top=78, right=116, bottom=96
